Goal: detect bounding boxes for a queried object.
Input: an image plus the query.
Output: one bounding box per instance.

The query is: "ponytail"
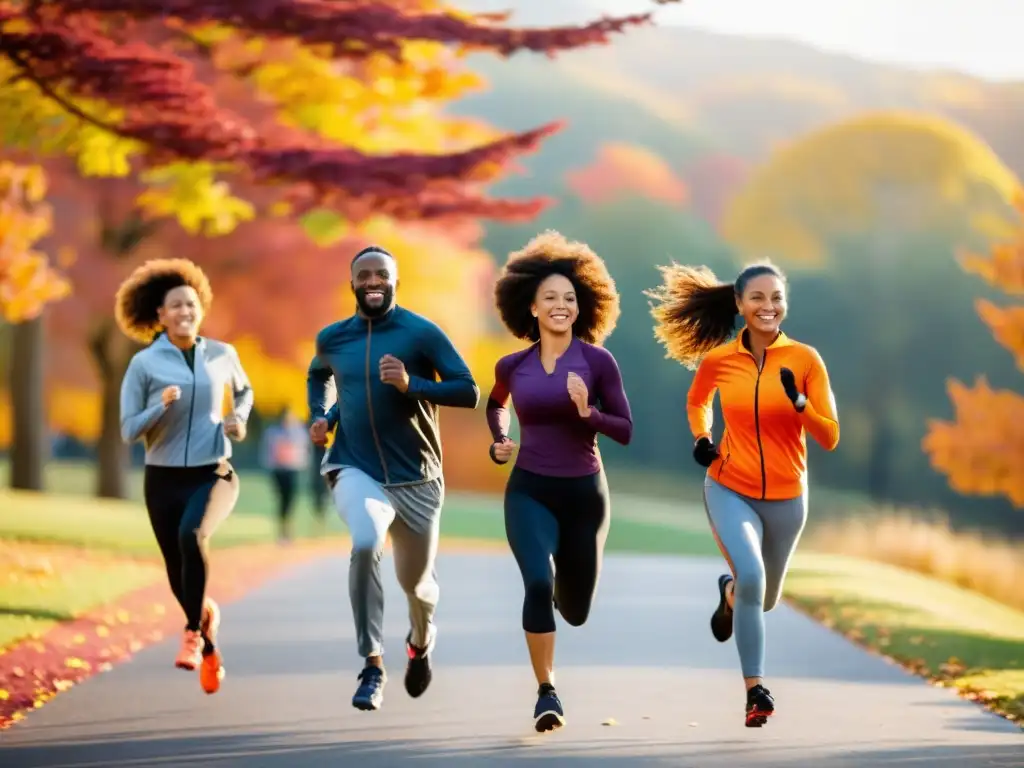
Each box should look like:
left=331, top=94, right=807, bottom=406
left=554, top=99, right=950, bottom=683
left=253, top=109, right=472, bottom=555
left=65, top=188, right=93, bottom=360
left=646, top=261, right=786, bottom=370
left=645, top=264, right=738, bottom=370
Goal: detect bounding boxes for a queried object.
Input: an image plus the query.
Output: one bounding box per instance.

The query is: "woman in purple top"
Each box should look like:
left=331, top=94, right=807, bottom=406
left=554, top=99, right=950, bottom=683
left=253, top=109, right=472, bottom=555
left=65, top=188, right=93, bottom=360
left=486, top=230, right=633, bottom=732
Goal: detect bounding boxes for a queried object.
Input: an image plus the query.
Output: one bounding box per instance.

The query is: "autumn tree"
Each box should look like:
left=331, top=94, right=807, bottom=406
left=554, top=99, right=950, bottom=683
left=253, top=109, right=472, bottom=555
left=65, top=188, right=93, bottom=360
left=923, top=192, right=1024, bottom=507
left=0, top=0, right=673, bottom=496
left=720, top=111, right=1020, bottom=501
left=0, top=160, right=71, bottom=489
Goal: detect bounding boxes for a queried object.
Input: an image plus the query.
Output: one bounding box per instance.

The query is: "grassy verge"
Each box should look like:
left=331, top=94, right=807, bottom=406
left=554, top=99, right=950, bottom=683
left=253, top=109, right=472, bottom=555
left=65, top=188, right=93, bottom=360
left=785, top=553, right=1024, bottom=725
left=805, top=509, right=1024, bottom=612
left=0, top=461, right=717, bottom=648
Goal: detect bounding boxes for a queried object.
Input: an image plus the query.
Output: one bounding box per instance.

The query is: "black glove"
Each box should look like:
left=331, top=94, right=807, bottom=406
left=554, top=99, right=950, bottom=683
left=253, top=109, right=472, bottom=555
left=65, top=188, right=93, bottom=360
left=779, top=367, right=807, bottom=412
left=693, top=436, right=719, bottom=468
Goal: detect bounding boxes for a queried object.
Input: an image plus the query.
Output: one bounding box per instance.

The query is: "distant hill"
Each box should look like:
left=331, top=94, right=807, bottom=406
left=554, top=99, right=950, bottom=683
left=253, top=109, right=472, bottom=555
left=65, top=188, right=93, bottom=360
left=448, top=22, right=1024, bottom=204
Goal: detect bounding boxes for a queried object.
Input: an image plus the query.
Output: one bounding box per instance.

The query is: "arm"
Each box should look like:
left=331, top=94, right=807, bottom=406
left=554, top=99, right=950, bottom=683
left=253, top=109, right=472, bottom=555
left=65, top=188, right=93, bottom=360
left=227, top=345, right=254, bottom=424
left=405, top=323, right=480, bottom=408
left=486, top=357, right=512, bottom=444
left=582, top=348, right=633, bottom=445
left=686, top=356, right=718, bottom=442
left=798, top=350, right=840, bottom=451
left=306, top=340, right=335, bottom=424
left=119, top=355, right=167, bottom=443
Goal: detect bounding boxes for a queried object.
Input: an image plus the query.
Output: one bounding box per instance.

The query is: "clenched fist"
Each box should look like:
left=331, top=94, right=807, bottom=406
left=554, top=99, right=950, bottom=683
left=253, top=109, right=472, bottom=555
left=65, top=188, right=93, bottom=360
left=309, top=417, right=329, bottom=447
left=489, top=437, right=517, bottom=464
left=379, top=354, right=410, bottom=393
left=161, top=385, right=181, bottom=407
left=567, top=372, right=591, bottom=418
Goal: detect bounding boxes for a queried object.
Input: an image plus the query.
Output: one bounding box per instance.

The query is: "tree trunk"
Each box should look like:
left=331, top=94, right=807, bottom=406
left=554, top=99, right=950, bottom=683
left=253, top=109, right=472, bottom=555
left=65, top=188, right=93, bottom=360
left=89, top=319, right=139, bottom=499
left=9, top=315, right=46, bottom=490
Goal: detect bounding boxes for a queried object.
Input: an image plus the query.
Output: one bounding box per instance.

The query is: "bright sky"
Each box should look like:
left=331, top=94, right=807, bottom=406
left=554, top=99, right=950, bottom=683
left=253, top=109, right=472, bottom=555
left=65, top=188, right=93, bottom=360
left=596, top=0, right=1024, bottom=82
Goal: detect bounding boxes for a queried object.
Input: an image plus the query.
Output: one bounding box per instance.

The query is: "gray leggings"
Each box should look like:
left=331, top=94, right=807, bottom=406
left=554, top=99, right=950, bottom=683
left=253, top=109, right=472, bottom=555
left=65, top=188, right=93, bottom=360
left=702, top=476, right=808, bottom=679
left=328, top=466, right=444, bottom=659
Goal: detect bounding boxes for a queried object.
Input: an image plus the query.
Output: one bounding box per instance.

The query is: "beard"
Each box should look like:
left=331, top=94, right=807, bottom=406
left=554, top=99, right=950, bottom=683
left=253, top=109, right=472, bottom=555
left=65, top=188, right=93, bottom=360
left=354, top=285, right=396, bottom=318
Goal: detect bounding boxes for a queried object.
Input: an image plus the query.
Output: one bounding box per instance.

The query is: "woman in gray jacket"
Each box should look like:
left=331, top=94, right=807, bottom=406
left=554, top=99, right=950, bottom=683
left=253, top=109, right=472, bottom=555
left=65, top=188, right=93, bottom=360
left=116, top=258, right=254, bottom=695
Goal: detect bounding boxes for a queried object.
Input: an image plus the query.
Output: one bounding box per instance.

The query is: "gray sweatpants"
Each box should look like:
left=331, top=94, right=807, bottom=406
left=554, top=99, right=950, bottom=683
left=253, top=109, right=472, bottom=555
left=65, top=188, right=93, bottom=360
left=328, top=466, right=444, bottom=659
left=702, top=476, right=808, bottom=679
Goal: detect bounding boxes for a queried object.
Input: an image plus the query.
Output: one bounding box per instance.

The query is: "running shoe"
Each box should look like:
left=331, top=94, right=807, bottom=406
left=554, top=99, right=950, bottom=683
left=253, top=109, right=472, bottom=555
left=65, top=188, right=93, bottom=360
left=745, top=684, right=775, bottom=727
left=175, top=629, right=203, bottom=671
left=200, top=649, right=225, bottom=694
left=710, top=574, right=734, bottom=643
left=534, top=683, right=566, bottom=732
left=352, top=665, right=386, bottom=711
left=404, top=626, right=435, bottom=699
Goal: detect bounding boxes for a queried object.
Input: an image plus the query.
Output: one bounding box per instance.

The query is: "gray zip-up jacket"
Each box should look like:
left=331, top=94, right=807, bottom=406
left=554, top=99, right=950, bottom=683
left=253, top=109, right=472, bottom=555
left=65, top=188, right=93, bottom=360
left=120, top=334, right=255, bottom=467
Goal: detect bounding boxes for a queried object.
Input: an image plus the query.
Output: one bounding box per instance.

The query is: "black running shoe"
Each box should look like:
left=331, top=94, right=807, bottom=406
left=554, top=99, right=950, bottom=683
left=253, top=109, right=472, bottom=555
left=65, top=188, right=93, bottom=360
left=745, top=684, right=775, bottom=727
left=404, top=629, right=434, bottom=699
left=352, top=665, right=386, bottom=711
left=710, top=574, right=734, bottom=643
left=534, top=683, right=566, bottom=732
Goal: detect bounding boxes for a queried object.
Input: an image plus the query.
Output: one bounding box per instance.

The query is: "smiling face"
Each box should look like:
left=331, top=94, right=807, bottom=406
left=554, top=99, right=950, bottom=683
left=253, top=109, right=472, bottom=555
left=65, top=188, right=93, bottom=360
left=351, top=251, right=397, bottom=318
left=736, top=273, right=787, bottom=336
left=531, top=273, right=578, bottom=337
left=157, top=285, right=202, bottom=343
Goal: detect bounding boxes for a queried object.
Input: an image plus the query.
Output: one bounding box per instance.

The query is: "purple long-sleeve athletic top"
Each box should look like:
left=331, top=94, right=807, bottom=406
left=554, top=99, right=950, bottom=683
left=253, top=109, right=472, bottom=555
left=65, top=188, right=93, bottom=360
left=486, top=337, right=633, bottom=477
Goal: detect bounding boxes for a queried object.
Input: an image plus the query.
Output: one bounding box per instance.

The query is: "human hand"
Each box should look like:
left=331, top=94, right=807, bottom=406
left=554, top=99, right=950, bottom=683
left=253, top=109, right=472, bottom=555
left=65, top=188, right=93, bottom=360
left=161, top=385, right=181, bottom=407
left=693, top=437, right=719, bottom=468
left=379, top=354, right=410, bottom=393
left=566, top=372, right=591, bottom=417
left=310, top=418, right=329, bottom=446
left=224, top=415, right=246, bottom=441
left=779, top=368, right=807, bottom=412
left=490, top=438, right=517, bottom=464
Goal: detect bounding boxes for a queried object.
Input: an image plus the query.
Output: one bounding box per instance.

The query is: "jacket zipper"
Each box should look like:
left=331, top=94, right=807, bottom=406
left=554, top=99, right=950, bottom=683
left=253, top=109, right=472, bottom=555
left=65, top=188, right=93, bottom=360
left=183, top=350, right=197, bottom=468
left=364, top=321, right=390, bottom=484
left=753, top=351, right=767, bottom=499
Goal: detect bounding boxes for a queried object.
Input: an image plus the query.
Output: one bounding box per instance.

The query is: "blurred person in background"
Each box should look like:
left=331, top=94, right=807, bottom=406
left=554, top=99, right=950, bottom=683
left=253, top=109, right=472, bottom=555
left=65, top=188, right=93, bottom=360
left=307, top=245, right=480, bottom=712
left=260, top=406, right=311, bottom=543
left=116, top=258, right=254, bottom=696
left=486, top=231, right=633, bottom=733
left=647, top=261, right=840, bottom=728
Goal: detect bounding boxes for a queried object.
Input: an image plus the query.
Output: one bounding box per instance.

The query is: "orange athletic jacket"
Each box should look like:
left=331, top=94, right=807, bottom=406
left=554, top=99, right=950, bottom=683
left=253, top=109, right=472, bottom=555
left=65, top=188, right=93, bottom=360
left=687, top=330, right=839, bottom=501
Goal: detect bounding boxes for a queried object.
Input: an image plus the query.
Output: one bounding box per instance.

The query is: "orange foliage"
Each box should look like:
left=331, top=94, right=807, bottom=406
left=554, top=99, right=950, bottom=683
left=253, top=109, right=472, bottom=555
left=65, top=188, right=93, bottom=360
left=566, top=142, right=688, bottom=207
left=0, top=161, right=70, bottom=322
left=923, top=193, right=1024, bottom=507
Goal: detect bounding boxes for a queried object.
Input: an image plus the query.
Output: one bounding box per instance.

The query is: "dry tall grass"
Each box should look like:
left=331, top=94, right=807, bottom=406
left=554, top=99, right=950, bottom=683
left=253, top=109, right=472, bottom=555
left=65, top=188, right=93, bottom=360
left=806, top=508, right=1024, bottom=612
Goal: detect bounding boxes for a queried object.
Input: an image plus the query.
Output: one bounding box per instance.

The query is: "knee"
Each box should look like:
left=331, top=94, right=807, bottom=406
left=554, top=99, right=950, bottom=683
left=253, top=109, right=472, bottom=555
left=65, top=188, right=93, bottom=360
left=732, top=566, right=766, bottom=608
left=178, top=526, right=205, bottom=557
left=558, top=601, right=591, bottom=628
left=350, top=528, right=387, bottom=557
left=523, top=577, right=555, bottom=633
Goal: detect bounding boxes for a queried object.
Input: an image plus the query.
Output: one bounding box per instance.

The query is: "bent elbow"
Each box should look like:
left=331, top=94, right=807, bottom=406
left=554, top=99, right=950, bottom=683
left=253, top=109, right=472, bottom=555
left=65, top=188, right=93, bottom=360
left=821, top=425, right=840, bottom=452
left=464, top=382, right=481, bottom=409
left=617, top=421, right=634, bottom=446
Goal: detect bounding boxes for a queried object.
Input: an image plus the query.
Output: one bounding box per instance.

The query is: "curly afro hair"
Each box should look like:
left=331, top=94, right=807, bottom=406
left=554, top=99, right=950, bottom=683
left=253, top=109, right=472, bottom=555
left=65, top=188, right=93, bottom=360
left=114, top=258, right=213, bottom=344
left=493, top=230, right=620, bottom=346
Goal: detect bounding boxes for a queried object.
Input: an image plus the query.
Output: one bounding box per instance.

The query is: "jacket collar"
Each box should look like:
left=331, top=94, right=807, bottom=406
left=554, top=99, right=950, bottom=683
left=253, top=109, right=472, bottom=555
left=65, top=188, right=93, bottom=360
left=732, top=327, right=793, bottom=359
left=153, top=332, right=205, bottom=353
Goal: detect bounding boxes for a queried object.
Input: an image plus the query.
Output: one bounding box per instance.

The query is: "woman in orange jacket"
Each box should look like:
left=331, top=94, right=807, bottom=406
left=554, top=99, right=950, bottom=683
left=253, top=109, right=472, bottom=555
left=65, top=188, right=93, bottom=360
left=647, top=261, right=839, bottom=728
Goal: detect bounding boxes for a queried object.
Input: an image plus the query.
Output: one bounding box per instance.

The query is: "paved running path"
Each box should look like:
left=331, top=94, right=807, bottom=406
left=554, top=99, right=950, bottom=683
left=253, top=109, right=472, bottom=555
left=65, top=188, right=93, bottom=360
left=1, top=551, right=1021, bottom=767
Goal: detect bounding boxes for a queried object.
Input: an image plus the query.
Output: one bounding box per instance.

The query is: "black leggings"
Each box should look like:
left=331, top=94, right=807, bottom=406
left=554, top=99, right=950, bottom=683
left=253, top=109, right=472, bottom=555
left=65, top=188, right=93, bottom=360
left=271, top=469, right=298, bottom=527
left=504, top=466, right=611, bottom=634
left=143, top=463, right=239, bottom=644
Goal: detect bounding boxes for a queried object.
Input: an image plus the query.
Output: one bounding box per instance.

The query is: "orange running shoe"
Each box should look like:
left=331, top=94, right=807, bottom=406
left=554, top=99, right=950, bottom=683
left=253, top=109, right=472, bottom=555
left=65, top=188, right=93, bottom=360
left=175, top=630, right=203, bottom=671
left=200, top=649, right=225, bottom=694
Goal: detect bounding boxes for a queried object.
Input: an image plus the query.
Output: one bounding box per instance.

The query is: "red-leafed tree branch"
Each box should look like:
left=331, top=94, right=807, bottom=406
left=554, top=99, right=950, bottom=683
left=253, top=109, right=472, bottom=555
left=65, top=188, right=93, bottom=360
left=0, top=0, right=677, bottom=222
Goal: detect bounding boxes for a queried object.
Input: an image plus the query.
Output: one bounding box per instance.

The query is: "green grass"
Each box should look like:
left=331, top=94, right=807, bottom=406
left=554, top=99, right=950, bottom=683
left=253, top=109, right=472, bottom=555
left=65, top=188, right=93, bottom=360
left=785, top=553, right=1024, bottom=724
left=0, top=544, right=162, bottom=647
left=0, top=460, right=719, bottom=557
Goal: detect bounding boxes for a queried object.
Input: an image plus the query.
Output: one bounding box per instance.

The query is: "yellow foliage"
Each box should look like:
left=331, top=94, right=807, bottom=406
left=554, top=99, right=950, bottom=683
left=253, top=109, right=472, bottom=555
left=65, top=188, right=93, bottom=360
left=722, top=111, right=1021, bottom=263
left=0, top=161, right=70, bottom=322
left=136, top=163, right=255, bottom=237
